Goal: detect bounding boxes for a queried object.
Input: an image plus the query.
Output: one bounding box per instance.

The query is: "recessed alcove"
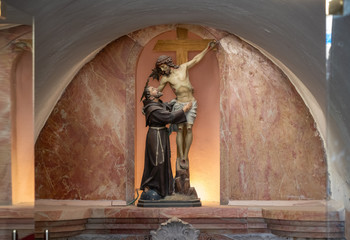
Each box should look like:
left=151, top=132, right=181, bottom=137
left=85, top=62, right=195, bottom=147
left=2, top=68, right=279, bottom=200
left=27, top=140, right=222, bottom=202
left=135, top=27, right=220, bottom=204
left=30, top=24, right=337, bottom=238
left=34, top=24, right=327, bottom=205
left=32, top=22, right=326, bottom=208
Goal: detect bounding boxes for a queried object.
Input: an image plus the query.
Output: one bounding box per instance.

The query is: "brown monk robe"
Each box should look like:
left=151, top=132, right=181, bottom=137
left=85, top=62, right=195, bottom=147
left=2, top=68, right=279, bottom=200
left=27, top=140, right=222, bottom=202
left=140, top=86, right=191, bottom=198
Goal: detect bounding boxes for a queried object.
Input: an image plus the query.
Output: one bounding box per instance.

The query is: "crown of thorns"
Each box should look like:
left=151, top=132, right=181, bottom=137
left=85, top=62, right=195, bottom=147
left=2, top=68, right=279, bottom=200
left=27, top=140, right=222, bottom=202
left=156, top=55, right=173, bottom=66
left=156, top=55, right=179, bottom=68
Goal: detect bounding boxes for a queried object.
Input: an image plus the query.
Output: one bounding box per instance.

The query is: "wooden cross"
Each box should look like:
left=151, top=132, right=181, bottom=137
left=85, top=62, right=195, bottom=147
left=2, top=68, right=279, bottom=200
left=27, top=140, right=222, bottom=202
left=153, top=27, right=214, bottom=65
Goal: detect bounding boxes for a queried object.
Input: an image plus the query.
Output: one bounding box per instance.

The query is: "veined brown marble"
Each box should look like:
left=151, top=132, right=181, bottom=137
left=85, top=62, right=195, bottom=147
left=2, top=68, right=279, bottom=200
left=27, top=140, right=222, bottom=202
left=218, top=34, right=327, bottom=202
left=35, top=36, right=137, bottom=200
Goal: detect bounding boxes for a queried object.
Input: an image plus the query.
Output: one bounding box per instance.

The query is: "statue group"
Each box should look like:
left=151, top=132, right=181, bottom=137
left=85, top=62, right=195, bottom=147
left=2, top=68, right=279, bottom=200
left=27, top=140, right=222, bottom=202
left=139, top=40, right=217, bottom=204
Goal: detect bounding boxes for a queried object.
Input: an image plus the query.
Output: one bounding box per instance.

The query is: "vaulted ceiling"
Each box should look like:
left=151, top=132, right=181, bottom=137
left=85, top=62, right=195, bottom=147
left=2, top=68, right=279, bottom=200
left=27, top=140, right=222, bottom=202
left=3, top=0, right=326, bottom=139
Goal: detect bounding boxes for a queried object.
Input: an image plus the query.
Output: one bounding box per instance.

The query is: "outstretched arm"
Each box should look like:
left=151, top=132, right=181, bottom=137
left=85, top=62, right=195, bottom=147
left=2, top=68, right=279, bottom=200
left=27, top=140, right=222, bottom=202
left=186, top=40, right=217, bottom=69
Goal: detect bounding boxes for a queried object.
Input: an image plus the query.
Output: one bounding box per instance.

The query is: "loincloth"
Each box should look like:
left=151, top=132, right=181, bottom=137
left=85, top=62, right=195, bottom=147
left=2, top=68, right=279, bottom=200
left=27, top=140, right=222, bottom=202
left=172, top=100, right=197, bottom=125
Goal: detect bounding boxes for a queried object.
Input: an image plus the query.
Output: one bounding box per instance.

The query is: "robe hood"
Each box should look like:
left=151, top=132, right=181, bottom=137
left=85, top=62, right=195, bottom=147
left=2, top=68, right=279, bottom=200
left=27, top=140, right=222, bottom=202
left=143, top=99, right=165, bottom=126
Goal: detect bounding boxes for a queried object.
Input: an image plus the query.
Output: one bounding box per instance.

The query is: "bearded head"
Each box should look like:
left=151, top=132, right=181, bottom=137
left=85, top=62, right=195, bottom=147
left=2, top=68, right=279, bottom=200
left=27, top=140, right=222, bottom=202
left=155, top=55, right=179, bottom=76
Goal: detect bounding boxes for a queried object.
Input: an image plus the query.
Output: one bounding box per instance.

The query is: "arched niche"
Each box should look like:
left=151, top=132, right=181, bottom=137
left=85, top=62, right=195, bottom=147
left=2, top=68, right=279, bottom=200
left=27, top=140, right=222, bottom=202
left=135, top=26, right=221, bottom=203
left=35, top=24, right=326, bottom=204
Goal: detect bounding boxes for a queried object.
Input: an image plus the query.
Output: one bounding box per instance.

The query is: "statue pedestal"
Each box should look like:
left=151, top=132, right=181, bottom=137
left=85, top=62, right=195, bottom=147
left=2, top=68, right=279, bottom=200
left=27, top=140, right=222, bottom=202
left=137, top=198, right=201, bottom=208
left=138, top=193, right=201, bottom=207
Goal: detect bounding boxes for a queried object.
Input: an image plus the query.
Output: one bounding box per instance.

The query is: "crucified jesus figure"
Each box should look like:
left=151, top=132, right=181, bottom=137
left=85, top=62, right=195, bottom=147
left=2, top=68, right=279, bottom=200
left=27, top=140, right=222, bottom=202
left=151, top=40, right=217, bottom=173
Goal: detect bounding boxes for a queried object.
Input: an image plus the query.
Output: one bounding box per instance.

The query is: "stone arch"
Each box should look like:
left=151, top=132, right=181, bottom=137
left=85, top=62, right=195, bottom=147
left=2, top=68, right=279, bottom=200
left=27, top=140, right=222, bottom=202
left=35, top=24, right=326, bottom=204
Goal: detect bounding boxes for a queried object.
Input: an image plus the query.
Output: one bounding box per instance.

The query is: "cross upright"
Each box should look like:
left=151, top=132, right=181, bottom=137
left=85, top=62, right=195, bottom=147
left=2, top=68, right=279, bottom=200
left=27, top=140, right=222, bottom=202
left=153, top=27, right=214, bottom=65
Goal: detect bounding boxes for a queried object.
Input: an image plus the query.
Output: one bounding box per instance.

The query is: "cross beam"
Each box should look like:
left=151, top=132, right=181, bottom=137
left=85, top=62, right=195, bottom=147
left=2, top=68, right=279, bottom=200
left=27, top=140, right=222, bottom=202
left=153, top=27, right=213, bottom=65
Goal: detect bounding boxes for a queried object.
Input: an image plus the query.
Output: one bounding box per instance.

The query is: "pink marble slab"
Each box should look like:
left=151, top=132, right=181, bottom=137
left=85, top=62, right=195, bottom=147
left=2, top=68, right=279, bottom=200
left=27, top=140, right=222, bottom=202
left=262, top=207, right=332, bottom=221
left=32, top=202, right=345, bottom=239
left=218, top=34, right=327, bottom=202
left=160, top=206, right=248, bottom=218
left=0, top=205, right=34, bottom=239
left=35, top=36, right=137, bottom=201
left=35, top=206, right=91, bottom=222
left=0, top=206, right=34, bottom=219
left=92, top=206, right=160, bottom=219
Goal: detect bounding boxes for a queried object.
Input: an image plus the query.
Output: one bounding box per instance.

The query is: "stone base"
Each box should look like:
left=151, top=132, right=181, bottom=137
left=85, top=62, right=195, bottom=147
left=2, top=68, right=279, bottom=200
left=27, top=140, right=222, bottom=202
left=33, top=200, right=345, bottom=239
left=0, top=205, right=34, bottom=239
left=137, top=198, right=201, bottom=208
left=66, top=233, right=292, bottom=240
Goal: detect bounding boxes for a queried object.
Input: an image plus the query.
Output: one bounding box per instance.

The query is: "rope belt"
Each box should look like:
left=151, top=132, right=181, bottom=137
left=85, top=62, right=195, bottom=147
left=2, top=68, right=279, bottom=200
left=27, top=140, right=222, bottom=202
left=150, top=126, right=166, bottom=166
left=150, top=126, right=166, bottom=130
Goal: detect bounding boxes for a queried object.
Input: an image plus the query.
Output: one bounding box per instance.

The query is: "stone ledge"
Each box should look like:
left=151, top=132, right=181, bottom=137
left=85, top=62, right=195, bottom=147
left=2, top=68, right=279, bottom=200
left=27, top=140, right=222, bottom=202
left=0, top=205, right=34, bottom=219
left=36, top=199, right=126, bottom=206
left=32, top=200, right=345, bottom=239
left=0, top=205, right=34, bottom=239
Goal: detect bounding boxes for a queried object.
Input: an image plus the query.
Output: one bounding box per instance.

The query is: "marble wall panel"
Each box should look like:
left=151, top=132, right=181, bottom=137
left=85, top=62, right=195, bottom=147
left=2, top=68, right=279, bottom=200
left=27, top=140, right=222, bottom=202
left=218, top=34, right=327, bottom=203
left=124, top=42, right=142, bottom=202
left=0, top=25, right=32, bottom=204
left=0, top=31, right=15, bottom=204
left=35, top=36, right=137, bottom=200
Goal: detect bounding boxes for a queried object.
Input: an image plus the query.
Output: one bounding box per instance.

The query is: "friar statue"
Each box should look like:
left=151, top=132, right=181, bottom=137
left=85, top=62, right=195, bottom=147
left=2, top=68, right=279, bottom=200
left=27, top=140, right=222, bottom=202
left=140, top=84, right=192, bottom=200
left=151, top=40, right=217, bottom=185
